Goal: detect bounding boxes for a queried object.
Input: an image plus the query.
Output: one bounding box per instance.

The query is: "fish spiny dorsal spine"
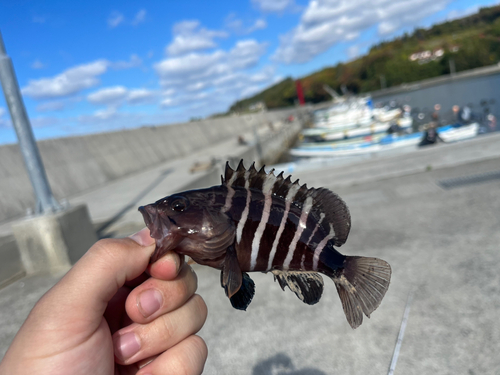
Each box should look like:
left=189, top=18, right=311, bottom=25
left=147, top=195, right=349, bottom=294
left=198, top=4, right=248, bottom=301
left=221, top=160, right=351, bottom=273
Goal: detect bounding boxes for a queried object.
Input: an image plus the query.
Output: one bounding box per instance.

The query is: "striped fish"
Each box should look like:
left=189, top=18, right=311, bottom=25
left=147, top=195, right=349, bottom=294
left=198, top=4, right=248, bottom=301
left=139, top=160, right=391, bottom=329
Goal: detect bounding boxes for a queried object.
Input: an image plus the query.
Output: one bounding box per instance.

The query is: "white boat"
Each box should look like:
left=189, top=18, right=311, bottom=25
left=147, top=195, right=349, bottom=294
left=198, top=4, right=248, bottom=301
left=313, top=97, right=374, bottom=130
left=290, top=123, right=479, bottom=158
left=438, top=122, right=478, bottom=142
left=298, top=133, right=386, bottom=149
left=321, top=117, right=413, bottom=141
left=373, top=108, right=402, bottom=122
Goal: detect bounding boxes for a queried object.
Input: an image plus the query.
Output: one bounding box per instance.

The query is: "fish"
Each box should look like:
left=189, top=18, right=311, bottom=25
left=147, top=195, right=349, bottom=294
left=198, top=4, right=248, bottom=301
left=139, top=160, right=391, bottom=329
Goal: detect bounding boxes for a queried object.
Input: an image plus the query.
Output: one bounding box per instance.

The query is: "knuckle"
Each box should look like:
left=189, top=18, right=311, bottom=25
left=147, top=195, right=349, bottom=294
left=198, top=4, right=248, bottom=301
left=88, top=238, right=122, bottom=260
left=171, top=275, right=190, bottom=300
left=190, top=294, right=208, bottom=322
left=179, top=336, right=208, bottom=375
left=159, top=313, right=177, bottom=340
left=191, top=335, right=208, bottom=362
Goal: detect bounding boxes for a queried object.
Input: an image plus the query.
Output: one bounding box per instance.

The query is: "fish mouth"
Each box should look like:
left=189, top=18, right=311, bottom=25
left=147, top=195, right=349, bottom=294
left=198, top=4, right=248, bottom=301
left=139, top=204, right=168, bottom=240
left=139, top=204, right=184, bottom=263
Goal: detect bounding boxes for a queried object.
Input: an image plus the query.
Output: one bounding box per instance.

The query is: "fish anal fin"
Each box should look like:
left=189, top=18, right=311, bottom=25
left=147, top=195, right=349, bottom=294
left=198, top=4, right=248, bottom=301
left=272, top=271, right=324, bottom=305
left=333, top=256, right=391, bottom=329
left=221, top=245, right=242, bottom=299
left=229, top=272, right=255, bottom=311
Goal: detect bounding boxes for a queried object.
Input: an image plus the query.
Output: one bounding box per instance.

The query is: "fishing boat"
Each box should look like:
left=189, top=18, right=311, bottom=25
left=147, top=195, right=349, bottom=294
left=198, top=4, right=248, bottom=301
left=312, top=96, right=374, bottom=130
left=290, top=123, right=479, bottom=158
left=438, top=122, right=479, bottom=142
left=302, top=116, right=413, bottom=143
left=298, top=133, right=386, bottom=149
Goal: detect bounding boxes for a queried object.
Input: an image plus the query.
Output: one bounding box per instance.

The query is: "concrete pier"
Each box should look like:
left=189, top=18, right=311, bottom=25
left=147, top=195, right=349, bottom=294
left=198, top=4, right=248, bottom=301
left=0, top=132, right=499, bottom=373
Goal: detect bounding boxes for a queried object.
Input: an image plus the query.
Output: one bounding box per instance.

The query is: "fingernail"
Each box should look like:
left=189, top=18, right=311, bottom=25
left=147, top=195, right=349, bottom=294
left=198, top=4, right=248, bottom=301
left=138, top=289, right=162, bottom=318
left=115, top=332, right=140, bottom=360
left=129, top=228, right=155, bottom=247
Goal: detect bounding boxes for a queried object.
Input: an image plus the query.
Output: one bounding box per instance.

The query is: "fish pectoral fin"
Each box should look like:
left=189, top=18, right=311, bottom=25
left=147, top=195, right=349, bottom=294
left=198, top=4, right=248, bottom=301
left=220, top=245, right=243, bottom=299
left=272, top=271, right=324, bottom=305
left=228, top=272, right=255, bottom=311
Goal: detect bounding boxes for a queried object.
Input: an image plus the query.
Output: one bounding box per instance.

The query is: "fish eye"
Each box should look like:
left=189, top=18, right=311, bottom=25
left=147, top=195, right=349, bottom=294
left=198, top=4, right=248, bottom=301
left=171, top=196, right=189, bottom=212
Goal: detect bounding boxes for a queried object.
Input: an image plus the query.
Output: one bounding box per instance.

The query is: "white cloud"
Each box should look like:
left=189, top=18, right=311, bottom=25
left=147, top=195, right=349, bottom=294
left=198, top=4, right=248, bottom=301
left=347, top=45, right=360, bottom=59
left=252, top=0, right=296, bottom=13
left=0, top=107, right=10, bottom=128
left=31, top=116, right=61, bottom=128
left=225, top=14, right=244, bottom=31
left=87, top=86, right=128, bottom=105
left=93, top=107, right=117, bottom=120
left=249, top=66, right=276, bottom=83
left=225, top=14, right=267, bottom=34
left=108, top=12, right=125, bottom=28
left=273, top=0, right=452, bottom=64
left=229, top=40, right=268, bottom=69
left=162, top=88, right=176, bottom=96
left=161, top=98, right=176, bottom=107
left=112, top=54, right=143, bottom=69
left=446, top=5, right=479, bottom=21
left=239, top=85, right=263, bottom=98
left=155, top=40, right=275, bottom=113
left=166, top=20, right=228, bottom=56
left=250, top=19, right=268, bottom=32
left=87, top=86, right=157, bottom=107
left=132, top=9, right=147, bottom=25
left=127, top=89, right=156, bottom=104
left=31, top=59, right=45, bottom=69
left=155, top=50, right=225, bottom=81
left=155, top=40, right=268, bottom=92
left=22, top=60, right=109, bottom=99
left=36, top=101, right=66, bottom=112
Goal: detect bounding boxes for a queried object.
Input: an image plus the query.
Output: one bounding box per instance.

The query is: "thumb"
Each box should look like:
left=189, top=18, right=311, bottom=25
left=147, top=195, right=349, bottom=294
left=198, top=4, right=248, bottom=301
left=42, top=228, right=156, bottom=325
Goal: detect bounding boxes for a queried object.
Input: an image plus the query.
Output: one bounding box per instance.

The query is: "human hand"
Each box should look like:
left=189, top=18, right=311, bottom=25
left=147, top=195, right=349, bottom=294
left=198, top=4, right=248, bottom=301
left=0, top=228, right=208, bottom=375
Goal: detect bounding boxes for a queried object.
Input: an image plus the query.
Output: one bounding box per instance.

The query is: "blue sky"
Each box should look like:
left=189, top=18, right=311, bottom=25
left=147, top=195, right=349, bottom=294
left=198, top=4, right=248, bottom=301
left=0, top=0, right=497, bottom=144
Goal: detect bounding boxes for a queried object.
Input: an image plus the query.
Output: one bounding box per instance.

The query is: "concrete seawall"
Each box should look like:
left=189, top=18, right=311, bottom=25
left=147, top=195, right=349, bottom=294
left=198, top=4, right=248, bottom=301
left=0, top=107, right=303, bottom=224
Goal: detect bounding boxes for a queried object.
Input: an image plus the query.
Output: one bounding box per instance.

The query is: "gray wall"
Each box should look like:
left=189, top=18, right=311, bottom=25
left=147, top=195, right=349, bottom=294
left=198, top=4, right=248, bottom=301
left=0, top=107, right=301, bottom=224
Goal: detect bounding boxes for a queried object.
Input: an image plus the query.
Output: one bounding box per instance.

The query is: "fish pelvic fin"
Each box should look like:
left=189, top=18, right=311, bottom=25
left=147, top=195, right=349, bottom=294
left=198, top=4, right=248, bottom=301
left=229, top=272, right=255, bottom=311
left=333, top=256, right=391, bottom=329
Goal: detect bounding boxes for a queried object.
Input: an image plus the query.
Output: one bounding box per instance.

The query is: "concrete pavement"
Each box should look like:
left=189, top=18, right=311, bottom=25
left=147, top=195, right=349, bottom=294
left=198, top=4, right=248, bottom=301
left=1, top=132, right=500, bottom=374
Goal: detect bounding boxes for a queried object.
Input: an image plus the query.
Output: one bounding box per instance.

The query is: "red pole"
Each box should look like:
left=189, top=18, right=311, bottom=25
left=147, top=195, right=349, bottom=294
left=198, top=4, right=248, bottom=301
left=295, top=79, right=305, bottom=106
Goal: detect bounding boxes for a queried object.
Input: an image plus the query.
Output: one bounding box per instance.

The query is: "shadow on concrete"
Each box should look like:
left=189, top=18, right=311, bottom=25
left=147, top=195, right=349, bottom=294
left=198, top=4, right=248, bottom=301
left=96, top=168, right=173, bottom=238
left=252, top=353, right=327, bottom=375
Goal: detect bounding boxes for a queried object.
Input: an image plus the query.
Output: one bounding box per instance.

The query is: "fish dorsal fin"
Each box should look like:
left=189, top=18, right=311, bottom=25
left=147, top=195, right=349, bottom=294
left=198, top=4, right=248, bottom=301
left=309, top=187, right=351, bottom=246
left=223, top=160, right=351, bottom=246
left=223, top=160, right=277, bottom=191
left=272, top=270, right=324, bottom=305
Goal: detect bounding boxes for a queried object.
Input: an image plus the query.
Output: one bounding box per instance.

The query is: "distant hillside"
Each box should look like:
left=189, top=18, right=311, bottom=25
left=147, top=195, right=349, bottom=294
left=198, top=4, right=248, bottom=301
left=229, top=4, right=500, bottom=112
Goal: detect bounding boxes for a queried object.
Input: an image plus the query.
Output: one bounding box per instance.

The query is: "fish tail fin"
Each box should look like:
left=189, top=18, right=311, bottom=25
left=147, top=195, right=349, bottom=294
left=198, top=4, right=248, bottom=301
left=333, top=256, right=391, bottom=329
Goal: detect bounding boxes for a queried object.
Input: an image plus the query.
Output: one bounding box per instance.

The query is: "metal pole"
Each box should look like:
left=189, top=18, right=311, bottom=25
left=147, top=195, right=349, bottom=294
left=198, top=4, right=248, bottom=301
left=0, top=30, right=60, bottom=214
